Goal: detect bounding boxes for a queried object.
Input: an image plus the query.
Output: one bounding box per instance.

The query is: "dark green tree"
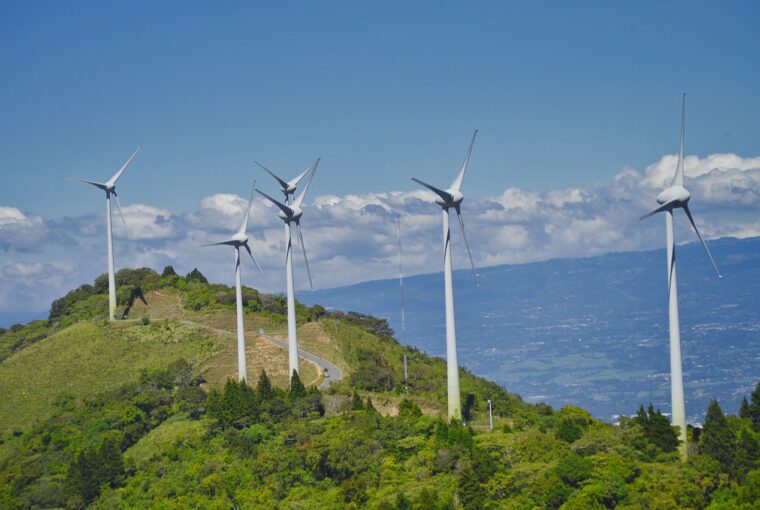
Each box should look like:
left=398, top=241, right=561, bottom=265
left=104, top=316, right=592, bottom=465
left=749, top=382, right=760, bottom=432
left=186, top=268, right=208, bottom=284
left=351, top=390, right=364, bottom=411
left=732, top=428, right=759, bottom=481
left=700, top=400, right=736, bottom=473
left=556, top=417, right=584, bottom=443
left=632, top=404, right=680, bottom=453
left=161, top=265, right=177, bottom=277
left=256, top=370, right=274, bottom=401
left=556, top=452, right=593, bottom=487
left=462, top=393, right=476, bottom=422
left=739, top=397, right=751, bottom=420
left=289, top=370, right=306, bottom=399
left=458, top=464, right=484, bottom=510
left=66, top=434, right=124, bottom=505
left=398, top=399, right=422, bottom=419
left=365, top=396, right=375, bottom=412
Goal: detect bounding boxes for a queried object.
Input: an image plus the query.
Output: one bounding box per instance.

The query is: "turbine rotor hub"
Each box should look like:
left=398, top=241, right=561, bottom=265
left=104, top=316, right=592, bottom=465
left=657, top=186, right=690, bottom=206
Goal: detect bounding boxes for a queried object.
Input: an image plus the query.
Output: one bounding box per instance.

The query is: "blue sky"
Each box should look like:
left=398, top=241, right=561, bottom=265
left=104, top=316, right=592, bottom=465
left=2, top=1, right=759, bottom=216
left=1, top=1, right=760, bottom=319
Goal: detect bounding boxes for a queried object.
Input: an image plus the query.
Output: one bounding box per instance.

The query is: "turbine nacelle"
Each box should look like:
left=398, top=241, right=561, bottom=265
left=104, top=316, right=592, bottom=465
left=230, top=232, right=249, bottom=245
left=256, top=158, right=320, bottom=202
left=277, top=205, right=303, bottom=223
left=657, top=186, right=690, bottom=207
left=434, top=189, right=464, bottom=209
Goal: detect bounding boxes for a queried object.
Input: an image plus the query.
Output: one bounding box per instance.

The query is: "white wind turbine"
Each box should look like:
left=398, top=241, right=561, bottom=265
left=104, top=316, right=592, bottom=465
left=412, top=131, right=478, bottom=420
left=203, top=183, right=268, bottom=382
left=640, top=94, right=721, bottom=459
left=65, top=146, right=141, bottom=320
left=256, top=159, right=319, bottom=377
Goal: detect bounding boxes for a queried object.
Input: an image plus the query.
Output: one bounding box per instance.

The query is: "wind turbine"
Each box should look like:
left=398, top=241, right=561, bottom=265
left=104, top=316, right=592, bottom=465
left=65, top=146, right=141, bottom=320
left=254, top=159, right=318, bottom=204
left=412, top=130, right=478, bottom=420
left=640, top=94, right=721, bottom=459
left=257, top=160, right=319, bottom=377
left=203, top=183, right=268, bottom=382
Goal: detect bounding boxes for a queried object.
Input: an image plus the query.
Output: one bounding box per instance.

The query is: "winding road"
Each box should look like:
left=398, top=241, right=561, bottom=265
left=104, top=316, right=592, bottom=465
left=261, top=334, right=342, bottom=390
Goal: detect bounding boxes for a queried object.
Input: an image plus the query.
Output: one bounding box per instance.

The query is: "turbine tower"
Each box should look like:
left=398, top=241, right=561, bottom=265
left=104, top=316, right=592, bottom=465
left=203, top=183, right=268, bottom=382
left=412, top=131, right=478, bottom=420
left=257, top=160, right=319, bottom=377
left=640, top=94, right=721, bottom=459
left=65, top=146, right=141, bottom=320
left=397, top=216, right=406, bottom=333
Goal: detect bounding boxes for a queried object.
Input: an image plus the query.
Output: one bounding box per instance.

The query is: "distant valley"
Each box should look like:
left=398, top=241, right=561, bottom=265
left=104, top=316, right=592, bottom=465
left=302, top=236, right=760, bottom=423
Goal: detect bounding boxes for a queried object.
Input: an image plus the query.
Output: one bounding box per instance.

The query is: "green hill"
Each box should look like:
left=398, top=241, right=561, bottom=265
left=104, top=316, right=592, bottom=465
left=0, top=267, right=758, bottom=509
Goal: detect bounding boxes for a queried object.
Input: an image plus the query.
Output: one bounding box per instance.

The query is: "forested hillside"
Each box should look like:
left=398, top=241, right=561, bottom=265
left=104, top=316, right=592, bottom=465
left=0, top=268, right=757, bottom=509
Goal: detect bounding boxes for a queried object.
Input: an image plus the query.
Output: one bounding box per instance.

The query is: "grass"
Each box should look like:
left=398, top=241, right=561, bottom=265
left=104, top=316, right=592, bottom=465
left=0, top=321, right=219, bottom=434
left=202, top=332, right=320, bottom=390
left=125, top=415, right=212, bottom=467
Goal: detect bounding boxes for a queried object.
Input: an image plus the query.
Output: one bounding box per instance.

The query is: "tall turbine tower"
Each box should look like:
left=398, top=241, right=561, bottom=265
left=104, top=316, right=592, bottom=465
left=203, top=184, right=268, bottom=382
left=65, top=147, right=141, bottom=320
left=257, top=161, right=319, bottom=377
left=640, top=95, right=721, bottom=459
left=412, top=131, right=478, bottom=420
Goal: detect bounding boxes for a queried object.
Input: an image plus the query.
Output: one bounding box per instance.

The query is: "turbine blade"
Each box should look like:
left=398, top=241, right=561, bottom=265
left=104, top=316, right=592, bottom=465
left=450, top=130, right=478, bottom=191
left=289, top=157, right=320, bottom=189
left=683, top=204, right=721, bottom=277
left=201, top=240, right=237, bottom=247
left=255, top=161, right=290, bottom=192
left=256, top=189, right=294, bottom=217
left=296, top=222, right=314, bottom=290
left=639, top=200, right=679, bottom=220
left=109, top=146, right=142, bottom=184
left=239, top=181, right=256, bottom=234
left=243, top=242, right=271, bottom=292
left=293, top=161, right=318, bottom=208
left=112, top=192, right=132, bottom=239
left=455, top=206, right=478, bottom=285
left=673, top=94, right=685, bottom=187
left=64, top=177, right=107, bottom=190
left=411, top=177, right=454, bottom=203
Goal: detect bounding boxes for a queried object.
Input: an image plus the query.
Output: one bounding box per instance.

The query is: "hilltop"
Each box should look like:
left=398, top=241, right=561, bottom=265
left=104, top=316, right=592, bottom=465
left=0, top=267, right=758, bottom=509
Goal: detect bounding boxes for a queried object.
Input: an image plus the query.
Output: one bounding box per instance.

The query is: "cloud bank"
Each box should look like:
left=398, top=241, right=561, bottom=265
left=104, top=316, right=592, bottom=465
left=2, top=152, right=759, bottom=320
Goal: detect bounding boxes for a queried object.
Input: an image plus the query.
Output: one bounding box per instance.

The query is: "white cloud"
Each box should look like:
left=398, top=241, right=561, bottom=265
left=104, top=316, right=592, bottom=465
left=2, top=151, right=760, bottom=319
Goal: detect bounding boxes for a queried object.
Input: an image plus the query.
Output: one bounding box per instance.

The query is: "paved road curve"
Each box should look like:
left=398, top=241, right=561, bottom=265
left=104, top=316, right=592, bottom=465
left=261, top=334, right=343, bottom=390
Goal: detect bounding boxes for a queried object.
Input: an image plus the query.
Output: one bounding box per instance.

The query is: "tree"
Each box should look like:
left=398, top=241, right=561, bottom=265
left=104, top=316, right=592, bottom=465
left=462, top=393, right=476, bottom=423
left=365, top=396, right=375, bottom=412
left=351, top=390, right=364, bottom=411
left=749, top=382, right=760, bottom=432
left=66, top=433, right=124, bottom=505
left=186, top=268, right=208, bottom=284
left=289, top=370, right=306, bottom=399
left=256, top=370, right=274, bottom=401
left=161, top=265, right=177, bottom=277
left=458, top=464, right=485, bottom=510
left=700, top=400, right=736, bottom=473
left=632, top=404, right=680, bottom=453
left=732, top=428, right=759, bottom=481
left=556, top=418, right=584, bottom=443
left=398, top=399, right=422, bottom=419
